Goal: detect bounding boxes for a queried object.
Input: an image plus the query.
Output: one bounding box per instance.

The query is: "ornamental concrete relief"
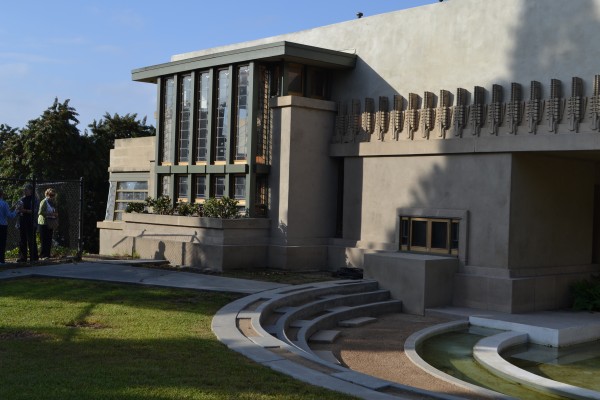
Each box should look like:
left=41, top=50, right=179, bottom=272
left=332, top=74, right=600, bottom=143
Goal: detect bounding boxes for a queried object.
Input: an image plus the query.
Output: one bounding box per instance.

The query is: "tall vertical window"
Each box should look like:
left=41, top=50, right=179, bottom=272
left=113, top=181, right=148, bottom=221
left=256, top=65, right=272, bottom=165
left=255, top=175, right=268, bottom=217
left=234, top=65, right=249, bottom=161
left=195, top=175, right=206, bottom=201
left=233, top=175, right=246, bottom=200
left=160, top=175, right=171, bottom=198
left=161, top=78, right=175, bottom=163
left=178, top=75, right=192, bottom=163
left=177, top=175, right=189, bottom=202
left=213, top=175, right=226, bottom=198
left=214, top=69, right=230, bottom=162
left=196, top=72, right=210, bottom=163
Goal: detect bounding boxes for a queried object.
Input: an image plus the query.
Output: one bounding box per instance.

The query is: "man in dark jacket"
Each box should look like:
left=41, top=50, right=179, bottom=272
left=17, top=184, right=38, bottom=262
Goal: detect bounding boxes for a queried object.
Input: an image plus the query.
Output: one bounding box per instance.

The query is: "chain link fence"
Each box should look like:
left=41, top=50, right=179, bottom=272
left=0, top=178, right=83, bottom=261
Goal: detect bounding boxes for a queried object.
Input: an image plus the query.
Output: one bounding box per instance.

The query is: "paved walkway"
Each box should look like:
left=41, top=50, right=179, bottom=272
left=0, top=261, right=288, bottom=294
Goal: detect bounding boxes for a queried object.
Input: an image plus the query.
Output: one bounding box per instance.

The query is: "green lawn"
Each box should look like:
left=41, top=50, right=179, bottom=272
left=0, top=278, right=357, bottom=400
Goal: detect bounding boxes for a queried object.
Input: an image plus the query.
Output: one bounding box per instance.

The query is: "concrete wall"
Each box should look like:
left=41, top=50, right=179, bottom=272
left=508, top=154, right=595, bottom=269
left=268, top=96, right=338, bottom=269
left=174, top=0, right=600, bottom=103
left=108, top=136, right=155, bottom=174
left=343, top=153, right=513, bottom=269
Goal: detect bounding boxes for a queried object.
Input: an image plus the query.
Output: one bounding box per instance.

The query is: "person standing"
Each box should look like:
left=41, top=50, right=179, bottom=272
left=0, top=187, right=18, bottom=264
left=38, top=188, right=58, bottom=259
left=17, top=184, right=38, bottom=262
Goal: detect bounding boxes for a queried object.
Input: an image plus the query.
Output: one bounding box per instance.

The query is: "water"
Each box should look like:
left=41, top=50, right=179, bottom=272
left=503, top=340, right=600, bottom=392
left=418, top=327, right=564, bottom=399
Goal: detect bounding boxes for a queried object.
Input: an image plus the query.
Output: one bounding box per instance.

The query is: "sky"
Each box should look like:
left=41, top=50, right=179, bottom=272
left=0, top=0, right=436, bottom=131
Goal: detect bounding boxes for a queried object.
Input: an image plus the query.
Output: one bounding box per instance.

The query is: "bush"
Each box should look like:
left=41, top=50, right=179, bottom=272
left=145, top=196, right=174, bottom=215
left=175, top=202, right=201, bottom=216
left=125, top=202, right=145, bottom=213
left=202, top=197, right=241, bottom=219
left=571, top=276, right=600, bottom=311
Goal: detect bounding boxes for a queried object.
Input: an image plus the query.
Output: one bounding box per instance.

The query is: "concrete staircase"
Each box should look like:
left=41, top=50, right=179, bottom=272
left=212, top=279, right=465, bottom=400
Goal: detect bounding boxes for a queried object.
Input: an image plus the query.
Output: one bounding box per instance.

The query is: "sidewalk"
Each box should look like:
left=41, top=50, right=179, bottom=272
left=0, top=261, right=289, bottom=294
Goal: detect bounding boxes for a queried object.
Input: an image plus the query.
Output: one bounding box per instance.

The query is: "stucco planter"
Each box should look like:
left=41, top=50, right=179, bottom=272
left=99, top=213, right=271, bottom=271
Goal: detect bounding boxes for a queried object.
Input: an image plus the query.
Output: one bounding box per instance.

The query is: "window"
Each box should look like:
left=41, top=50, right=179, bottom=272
left=194, top=175, right=207, bottom=202
left=113, top=181, right=148, bottom=221
left=233, top=175, right=246, bottom=202
left=286, top=63, right=303, bottom=95
left=255, top=175, right=268, bottom=217
left=213, top=175, right=226, bottom=198
left=161, top=77, right=175, bottom=163
left=307, top=67, right=328, bottom=99
left=256, top=64, right=272, bottom=164
left=176, top=175, right=189, bottom=202
left=196, top=72, right=210, bottom=163
left=160, top=175, right=171, bottom=198
left=234, top=65, right=249, bottom=161
left=400, top=217, right=459, bottom=255
left=178, top=75, right=192, bottom=163
left=214, top=69, right=230, bottom=162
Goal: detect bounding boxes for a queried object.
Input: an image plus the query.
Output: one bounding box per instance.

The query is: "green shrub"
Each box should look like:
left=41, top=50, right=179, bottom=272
left=202, top=196, right=241, bottom=219
left=571, top=276, right=600, bottom=311
left=145, top=196, right=174, bottom=215
left=125, top=202, right=146, bottom=213
left=175, top=202, right=201, bottom=216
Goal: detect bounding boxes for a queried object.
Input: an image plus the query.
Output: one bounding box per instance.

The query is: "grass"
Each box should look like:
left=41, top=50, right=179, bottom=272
left=0, top=278, right=357, bottom=400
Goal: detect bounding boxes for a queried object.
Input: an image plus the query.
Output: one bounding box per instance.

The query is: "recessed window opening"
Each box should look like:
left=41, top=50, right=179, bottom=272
left=400, top=216, right=459, bottom=256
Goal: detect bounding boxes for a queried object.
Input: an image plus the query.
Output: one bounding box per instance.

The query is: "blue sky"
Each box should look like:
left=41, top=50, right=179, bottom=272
left=0, top=1, right=435, bottom=131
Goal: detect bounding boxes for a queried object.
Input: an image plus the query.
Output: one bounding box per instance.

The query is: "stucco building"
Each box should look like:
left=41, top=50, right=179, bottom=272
left=99, top=0, right=600, bottom=314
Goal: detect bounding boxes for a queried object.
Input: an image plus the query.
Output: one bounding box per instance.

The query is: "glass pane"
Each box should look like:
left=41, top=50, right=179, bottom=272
left=400, top=218, right=409, bottom=246
left=215, top=69, right=230, bottom=162
left=196, top=72, right=210, bottom=162
left=451, top=221, right=459, bottom=250
left=177, top=176, right=188, bottom=198
left=234, top=176, right=246, bottom=199
left=235, top=65, right=249, bottom=160
left=287, top=63, right=303, bottom=94
left=411, top=220, right=427, bottom=248
left=431, top=221, right=448, bottom=249
left=178, top=75, right=192, bottom=163
left=214, top=176, right=225, bottom=198
left=195, top=175, right=206, bottom=198
left=162, top=77, right=175, bottom=163
left=161, top=175, right=171, bottom=197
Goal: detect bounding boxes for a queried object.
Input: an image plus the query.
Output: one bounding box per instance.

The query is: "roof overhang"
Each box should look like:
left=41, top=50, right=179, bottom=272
left=132, top=41, right=357, bottom=83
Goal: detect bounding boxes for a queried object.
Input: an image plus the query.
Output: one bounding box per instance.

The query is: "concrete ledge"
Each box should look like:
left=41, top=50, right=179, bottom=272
left=473, top=332, right=600, bottom=400
left=364, top=252, right=458, bottom=315
left=404, top=320, right=514, bottom=399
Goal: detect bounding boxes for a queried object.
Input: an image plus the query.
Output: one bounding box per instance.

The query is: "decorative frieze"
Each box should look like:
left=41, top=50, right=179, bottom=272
left=487, top=84, right=505, bottom=136
left=545, top=79, right=564, bottom=133
left=391, top=95, right=404, bottom=141
left=421, top=91, right=436, bottom=139
left=470, top=86, right=486, bottom=136
left=376, top=96, right=389, bottom=141
left=437, top=89, right=452, bottom=138
left=332, top=74, right=600, bottom=143
left=452, top=88, right=468, bottom=138
left=567, top=77, right=586, bottom=133
left=506, top=83, right=523, bottom=135
left=405, top=93, right=420, bottom=140
left=526, top=81, right=543, bottom=134
left=590, top=75, right=600, bottom=131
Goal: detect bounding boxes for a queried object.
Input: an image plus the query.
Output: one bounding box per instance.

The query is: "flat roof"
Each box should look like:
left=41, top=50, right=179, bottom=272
left=132, top=41, right=357, bottom=83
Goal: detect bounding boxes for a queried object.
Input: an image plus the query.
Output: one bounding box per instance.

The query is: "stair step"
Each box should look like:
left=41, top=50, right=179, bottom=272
left=275, top=306, right=297, bottom=314
left=289, top=320, right=310, bottom=328
left=327, top=306, right=352, bottom=312
left=309, top=329, right=341, bottom=343
left=338, top=317, right=377, bottom=328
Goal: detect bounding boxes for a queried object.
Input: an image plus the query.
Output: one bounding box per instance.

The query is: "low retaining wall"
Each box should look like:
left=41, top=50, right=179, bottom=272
left=97, top=214, right=270, bottom=271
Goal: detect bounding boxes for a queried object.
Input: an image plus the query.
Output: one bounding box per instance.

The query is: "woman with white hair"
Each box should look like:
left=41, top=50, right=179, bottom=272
left=0, top=187, right=18, bottom=264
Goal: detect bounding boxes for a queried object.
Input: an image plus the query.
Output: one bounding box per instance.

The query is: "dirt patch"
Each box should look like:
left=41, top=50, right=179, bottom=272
left=65, top=320, right=108, bottom=329
left=0, top=330, right=51, bottom=340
